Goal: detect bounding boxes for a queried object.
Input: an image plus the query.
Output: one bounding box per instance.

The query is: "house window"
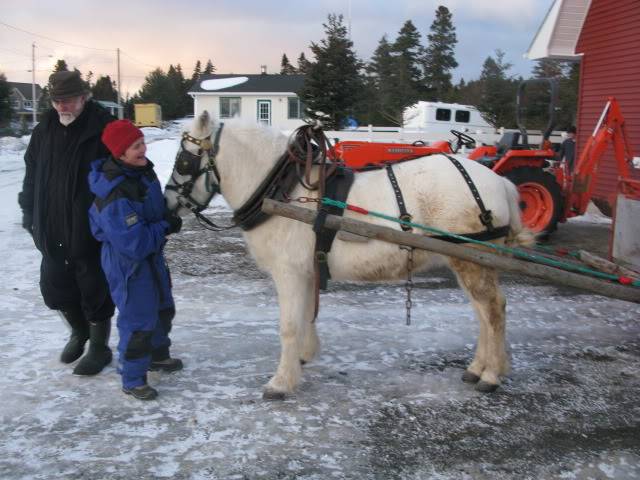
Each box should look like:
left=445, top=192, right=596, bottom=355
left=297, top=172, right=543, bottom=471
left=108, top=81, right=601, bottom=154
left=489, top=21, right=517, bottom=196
left=10, top=97, right=20, bottom=109
left=220, top=97, right=241, bottom=118
left=288, top=97, right=303, bottom=119
left=23, top=100, right=33, bottom=110
left=435, top=108, right=451, bottom=121
left=455, top=110, right=470, bottom=123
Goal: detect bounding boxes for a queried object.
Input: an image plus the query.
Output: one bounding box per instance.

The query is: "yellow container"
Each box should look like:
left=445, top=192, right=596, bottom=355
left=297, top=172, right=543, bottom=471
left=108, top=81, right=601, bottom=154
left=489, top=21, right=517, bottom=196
left=134, top=103, right=162, bottom=127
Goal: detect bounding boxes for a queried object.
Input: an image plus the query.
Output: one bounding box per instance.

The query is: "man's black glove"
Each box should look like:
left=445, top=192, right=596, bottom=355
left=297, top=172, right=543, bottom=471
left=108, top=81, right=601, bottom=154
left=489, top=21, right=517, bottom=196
left=22, top=213, right=33, bottom=236
left=164, top=211, right=182, bottom=235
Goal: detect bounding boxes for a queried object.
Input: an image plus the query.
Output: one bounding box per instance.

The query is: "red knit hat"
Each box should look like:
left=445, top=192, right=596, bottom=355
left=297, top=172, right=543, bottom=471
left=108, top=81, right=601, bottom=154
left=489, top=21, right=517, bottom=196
left=102, top=120, right=144, bottom=158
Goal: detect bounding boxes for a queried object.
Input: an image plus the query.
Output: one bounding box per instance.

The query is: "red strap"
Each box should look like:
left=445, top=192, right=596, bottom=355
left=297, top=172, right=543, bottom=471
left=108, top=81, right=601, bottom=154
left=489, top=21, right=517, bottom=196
left=618, top=276, right=634, bottom=285
left=347, top=205, right=369, bottom=215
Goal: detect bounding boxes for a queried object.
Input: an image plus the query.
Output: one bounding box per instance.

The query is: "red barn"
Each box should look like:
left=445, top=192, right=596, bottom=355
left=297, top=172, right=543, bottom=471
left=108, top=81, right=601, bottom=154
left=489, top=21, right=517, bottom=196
left=528, top=0, right=640, bottom=214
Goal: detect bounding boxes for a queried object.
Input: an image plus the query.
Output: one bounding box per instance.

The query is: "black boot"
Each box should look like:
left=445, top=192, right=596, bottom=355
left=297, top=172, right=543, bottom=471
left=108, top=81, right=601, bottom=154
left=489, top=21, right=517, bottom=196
left=59, top=308, right=90, bottom=364
left=73, top=319, right=112, bottom=376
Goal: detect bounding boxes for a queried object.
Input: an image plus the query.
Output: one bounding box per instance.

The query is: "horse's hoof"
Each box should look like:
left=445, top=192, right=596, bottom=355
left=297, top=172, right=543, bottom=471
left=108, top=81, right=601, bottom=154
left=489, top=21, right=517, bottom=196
left=262, top=388, right=286, bottom=401
left=475, top=381, right=499, bottom=393
left=461, top=370, right=481, bottom=383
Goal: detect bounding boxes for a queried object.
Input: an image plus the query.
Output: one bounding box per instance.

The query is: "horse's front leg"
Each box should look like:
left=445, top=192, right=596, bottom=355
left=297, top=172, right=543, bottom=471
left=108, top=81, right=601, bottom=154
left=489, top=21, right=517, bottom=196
left=263, top=271, right=315, bottom=400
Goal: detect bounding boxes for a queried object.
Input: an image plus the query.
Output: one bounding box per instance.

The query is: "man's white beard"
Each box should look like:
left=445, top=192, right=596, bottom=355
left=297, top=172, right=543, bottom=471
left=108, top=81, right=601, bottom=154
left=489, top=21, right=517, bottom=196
left=58, top=113, right=76, bottom=126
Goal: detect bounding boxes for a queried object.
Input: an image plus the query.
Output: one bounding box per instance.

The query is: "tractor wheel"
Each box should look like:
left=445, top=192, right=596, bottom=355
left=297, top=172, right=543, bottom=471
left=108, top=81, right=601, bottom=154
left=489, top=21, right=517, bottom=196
left=505, top=167, right=562, bottom=235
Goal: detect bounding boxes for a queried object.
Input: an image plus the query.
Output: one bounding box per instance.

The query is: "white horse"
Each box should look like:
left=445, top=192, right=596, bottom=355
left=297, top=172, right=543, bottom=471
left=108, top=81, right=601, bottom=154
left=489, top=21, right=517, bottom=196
left=165, top=112, right=533, bottom=399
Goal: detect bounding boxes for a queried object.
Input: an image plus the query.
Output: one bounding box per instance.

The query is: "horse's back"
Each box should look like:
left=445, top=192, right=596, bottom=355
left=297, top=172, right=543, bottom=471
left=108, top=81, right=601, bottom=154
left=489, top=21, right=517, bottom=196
left=345, top=154, right=514, bottom=234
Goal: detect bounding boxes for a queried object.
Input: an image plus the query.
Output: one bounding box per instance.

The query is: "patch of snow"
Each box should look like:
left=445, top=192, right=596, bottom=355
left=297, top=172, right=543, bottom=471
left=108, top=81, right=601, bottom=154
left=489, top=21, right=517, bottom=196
left=201, top=77, right=249, bottom=91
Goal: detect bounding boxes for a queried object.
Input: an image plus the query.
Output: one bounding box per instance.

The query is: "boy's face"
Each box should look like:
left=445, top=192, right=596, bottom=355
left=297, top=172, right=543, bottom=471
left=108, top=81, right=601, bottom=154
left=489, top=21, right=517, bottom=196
left=120, top=137, right=147, bottom=167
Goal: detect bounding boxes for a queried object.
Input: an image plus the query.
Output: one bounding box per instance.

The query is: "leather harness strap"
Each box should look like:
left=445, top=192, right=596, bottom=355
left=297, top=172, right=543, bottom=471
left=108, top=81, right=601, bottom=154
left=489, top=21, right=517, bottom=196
left=385, top=164, right=413, bottom=231
left=444, top=154, right=495, bottom=232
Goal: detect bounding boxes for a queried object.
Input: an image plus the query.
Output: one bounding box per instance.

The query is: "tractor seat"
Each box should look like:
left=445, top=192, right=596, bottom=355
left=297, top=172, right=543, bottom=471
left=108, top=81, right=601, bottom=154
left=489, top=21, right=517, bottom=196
left=476, top=157, right=498, bottom=168
left=495, top=132, right=520, bottom=156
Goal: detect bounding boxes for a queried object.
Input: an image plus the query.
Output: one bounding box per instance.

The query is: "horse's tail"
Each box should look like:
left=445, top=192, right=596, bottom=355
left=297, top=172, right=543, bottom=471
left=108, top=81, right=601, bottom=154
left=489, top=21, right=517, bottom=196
left=504, top=178, right=536, bottom=247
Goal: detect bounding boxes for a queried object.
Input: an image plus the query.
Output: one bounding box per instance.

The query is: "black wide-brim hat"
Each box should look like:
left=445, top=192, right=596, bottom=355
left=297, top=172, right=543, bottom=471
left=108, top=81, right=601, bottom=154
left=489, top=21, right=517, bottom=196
left=49, top=71, right=90, bottom=100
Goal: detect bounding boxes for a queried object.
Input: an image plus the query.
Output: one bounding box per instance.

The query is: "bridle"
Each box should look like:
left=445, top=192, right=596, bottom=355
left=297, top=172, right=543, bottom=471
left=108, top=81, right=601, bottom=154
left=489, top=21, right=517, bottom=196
left=165, top=123, right=233, bottom=230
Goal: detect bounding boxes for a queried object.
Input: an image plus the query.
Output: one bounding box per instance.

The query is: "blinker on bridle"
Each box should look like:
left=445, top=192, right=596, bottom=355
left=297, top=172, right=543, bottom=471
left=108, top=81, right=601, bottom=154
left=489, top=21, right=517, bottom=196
left=167, top=123, right=224, bottom=214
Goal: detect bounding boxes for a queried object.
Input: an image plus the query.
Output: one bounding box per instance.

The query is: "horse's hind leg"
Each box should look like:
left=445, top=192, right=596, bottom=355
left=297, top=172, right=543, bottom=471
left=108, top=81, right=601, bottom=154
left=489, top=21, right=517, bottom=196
left=263, top=271, right=314, bottom=400
left=449, top=258, right=509, bottom=392
left=300, top=290, right=320, bottom=365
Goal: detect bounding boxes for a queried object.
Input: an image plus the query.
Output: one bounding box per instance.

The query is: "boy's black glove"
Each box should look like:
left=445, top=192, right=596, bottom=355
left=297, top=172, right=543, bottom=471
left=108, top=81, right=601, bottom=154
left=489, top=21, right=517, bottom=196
left=164, top=212, right=182, bottom=235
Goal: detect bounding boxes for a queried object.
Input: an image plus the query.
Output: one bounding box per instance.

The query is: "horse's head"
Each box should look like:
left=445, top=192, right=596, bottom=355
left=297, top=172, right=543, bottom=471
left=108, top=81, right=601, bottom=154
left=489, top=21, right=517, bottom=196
left=165, top=110, right=222, bottom=216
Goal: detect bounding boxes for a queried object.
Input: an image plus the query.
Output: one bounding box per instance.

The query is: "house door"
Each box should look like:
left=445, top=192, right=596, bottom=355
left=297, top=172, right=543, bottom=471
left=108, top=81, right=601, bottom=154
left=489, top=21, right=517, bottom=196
left=257, top=100, right=271, bottom=125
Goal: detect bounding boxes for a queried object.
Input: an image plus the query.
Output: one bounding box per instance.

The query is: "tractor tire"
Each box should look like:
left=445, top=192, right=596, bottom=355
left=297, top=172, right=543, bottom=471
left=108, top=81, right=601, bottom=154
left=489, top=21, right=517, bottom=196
left=505, top=167, right=563, bottom=235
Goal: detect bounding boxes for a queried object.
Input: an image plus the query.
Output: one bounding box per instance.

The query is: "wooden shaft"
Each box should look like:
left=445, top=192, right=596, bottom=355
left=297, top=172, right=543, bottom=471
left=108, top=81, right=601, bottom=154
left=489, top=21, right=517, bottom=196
left=262, top=199, right=640, bottom=304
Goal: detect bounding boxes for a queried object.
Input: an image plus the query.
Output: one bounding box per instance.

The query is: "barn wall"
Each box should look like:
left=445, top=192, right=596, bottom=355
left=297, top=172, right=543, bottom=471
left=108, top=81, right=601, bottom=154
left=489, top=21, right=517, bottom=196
left=575, top=0, right=640, bottom=213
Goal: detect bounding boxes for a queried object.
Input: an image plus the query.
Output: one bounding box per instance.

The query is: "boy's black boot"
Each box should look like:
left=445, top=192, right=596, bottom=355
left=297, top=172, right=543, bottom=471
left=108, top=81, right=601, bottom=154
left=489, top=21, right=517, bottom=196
left=149, top=346, right=183, bottom=372
left=123, top=384, right=159, bottom=401
left=73, top=319, right=112, bottom=375
left=59, top=308, right=90, bottom=364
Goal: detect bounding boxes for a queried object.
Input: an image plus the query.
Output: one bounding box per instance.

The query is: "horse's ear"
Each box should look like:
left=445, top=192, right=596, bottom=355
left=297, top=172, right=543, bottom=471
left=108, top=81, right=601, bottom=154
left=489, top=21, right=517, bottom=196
left=199, top=110, right=211, bottom=130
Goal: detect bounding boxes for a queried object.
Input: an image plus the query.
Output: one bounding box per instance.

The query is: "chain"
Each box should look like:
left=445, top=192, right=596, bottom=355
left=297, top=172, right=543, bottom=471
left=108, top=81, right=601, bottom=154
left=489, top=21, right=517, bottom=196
left=401, top=246, right=414, bottom=325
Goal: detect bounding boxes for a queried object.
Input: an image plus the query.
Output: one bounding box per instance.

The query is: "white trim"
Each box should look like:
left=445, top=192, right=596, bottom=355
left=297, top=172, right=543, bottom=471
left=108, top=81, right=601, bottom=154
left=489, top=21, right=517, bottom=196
left=525, top=0, right=591, bottom=60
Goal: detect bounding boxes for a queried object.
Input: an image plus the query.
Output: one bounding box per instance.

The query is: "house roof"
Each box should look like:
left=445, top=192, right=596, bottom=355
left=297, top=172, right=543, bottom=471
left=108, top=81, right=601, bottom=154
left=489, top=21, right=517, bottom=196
left=525, top=0, right=591, bottom=60
left=8, top=81, right=43, bottom=99
left=190, top=74, right=305, bottom=94
left=97, top=100, right=123, bottom=109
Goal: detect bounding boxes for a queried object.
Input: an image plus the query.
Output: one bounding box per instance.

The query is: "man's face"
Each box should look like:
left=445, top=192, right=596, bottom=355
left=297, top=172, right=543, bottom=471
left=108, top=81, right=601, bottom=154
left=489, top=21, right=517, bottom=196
left=52, top=95, right=86, bottom=126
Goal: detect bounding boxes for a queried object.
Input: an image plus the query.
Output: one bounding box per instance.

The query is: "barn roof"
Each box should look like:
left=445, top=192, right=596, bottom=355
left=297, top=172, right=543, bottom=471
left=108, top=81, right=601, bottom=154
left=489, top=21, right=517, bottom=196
left=525, top=0, right=591, bottom=60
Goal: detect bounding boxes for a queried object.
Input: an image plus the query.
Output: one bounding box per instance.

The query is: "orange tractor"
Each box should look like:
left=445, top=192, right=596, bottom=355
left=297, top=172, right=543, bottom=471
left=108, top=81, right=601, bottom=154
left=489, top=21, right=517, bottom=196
left=332, top=81, right=637, bottom=236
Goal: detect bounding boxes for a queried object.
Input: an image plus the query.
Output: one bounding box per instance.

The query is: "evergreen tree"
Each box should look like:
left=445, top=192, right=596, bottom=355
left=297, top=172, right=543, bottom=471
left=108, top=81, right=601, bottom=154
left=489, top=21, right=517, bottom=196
left=53, top=60, right=69, bottom=73
left=191, top=60, right=202, bottom=83
left=388, top=20, right=424, bottom=121
left=86, top=70, right=94, bottom=87
left=0, top=73, right=12, bottom=127
left=138, top=68, right=172, bottom=118
left=91, top=75, right=118, bottom=102
left=203, top=59, right=216, bottom=75
left=298, top=14, right=364, bottom=129
left=558, top=61, right=580, bottom=129
left=280, top=54, right=297, bottom=75
left=422, top=5, right=458, bottom=101
left=477, top=50, right=517, bottom=128
left=165, top=64, right=186, bottom=118
left=366, top=35, right=398, bottom=125
left=297, top=52, right=311, bottom=74
left=532, top=58, right=565, bottom=79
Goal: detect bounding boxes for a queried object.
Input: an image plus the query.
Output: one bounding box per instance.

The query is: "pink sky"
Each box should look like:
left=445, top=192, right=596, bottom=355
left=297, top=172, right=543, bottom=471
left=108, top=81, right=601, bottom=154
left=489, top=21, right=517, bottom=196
left=1, top=0, right=552, bottom=97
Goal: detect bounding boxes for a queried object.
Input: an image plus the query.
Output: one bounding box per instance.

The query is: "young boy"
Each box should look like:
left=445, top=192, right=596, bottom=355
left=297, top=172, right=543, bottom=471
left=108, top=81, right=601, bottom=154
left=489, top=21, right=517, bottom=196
left=89, top=119, right=183, bottom=400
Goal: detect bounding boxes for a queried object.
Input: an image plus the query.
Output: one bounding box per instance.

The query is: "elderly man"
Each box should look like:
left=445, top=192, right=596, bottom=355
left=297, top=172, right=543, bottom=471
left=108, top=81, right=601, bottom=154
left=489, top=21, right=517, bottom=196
left=19, top=70, right=115, bottom=376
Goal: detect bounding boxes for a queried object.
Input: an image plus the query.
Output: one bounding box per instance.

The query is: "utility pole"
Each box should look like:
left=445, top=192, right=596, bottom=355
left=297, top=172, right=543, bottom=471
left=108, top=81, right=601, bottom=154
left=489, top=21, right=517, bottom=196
left=116, top=48, right=122, bottom=119
left=31, top=42, right=37, bottom=125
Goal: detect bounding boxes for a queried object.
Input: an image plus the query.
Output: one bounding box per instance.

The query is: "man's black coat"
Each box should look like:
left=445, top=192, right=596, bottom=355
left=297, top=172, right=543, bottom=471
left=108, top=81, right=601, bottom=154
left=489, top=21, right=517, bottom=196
left=18, top=100, right=115, bottom=260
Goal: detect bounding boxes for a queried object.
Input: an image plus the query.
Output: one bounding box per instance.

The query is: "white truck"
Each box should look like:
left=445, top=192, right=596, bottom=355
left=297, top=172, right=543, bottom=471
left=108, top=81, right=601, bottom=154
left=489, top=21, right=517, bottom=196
left=402, top=101, right=493, bottom=135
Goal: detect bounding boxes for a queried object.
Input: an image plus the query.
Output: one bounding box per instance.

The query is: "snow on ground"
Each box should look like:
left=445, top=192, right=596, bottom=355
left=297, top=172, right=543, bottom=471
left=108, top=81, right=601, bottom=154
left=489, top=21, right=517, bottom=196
left=0, top=123, right=639, bottom=479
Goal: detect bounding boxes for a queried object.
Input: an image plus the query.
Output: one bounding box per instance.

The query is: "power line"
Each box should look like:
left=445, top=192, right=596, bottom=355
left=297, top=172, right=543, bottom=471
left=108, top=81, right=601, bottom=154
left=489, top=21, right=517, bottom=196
left=0, top=19, right=113, bottom=52
left=120, top=50, right=157, bottom=69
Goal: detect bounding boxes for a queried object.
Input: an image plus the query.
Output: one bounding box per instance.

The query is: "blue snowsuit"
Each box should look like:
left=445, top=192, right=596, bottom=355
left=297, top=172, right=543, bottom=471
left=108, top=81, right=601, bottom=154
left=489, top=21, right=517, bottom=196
left=88, top=156, right=174, bottom=389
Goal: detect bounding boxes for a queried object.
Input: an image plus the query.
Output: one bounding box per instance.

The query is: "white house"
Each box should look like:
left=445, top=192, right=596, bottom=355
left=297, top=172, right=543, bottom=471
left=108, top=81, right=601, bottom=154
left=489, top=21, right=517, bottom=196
left=8, top=82, right=43, bottom=121
left=189, top=73, right=306, bottom=130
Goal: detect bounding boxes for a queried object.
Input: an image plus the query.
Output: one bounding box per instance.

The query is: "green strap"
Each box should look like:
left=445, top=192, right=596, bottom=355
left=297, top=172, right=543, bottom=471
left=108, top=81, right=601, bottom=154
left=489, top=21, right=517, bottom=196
left=321, top=197, right=640, bottom=288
